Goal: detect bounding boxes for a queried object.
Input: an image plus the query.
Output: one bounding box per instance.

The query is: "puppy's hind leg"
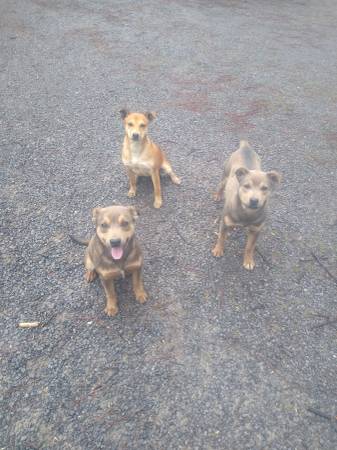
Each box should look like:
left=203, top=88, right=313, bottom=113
left=162, top=158, right=181, bottom=185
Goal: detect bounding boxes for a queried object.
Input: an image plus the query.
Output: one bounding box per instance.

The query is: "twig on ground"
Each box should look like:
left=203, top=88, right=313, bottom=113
left=311, top=317, right=337, bottom=329
left=173, top=223, right=191, bottom=245
left=310, top=251, right=337, bottom=285
left=187, top=148, right=204, bottom=157
left=299, top=256, right=328, bottom=262
left=256, top=248, right=273, bottom=268
left=160, top=139, right=178, bottom=145
left=307, top=407, right=337, bottom=430
left=308, top=311, right=330, bottom=319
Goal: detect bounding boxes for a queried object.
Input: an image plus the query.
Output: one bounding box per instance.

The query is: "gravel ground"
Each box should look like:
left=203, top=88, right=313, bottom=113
left=1, top=0, right=337, bottom=449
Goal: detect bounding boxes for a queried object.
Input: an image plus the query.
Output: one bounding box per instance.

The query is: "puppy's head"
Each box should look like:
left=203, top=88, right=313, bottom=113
left=120, top=109, right=156, bottom=142
left=235, top=167, right=281, bottom=210
left=92, top=205, right=138, bottom=260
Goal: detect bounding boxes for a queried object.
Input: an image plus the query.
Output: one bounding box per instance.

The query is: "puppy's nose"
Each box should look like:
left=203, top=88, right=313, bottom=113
left=250, top=198, right=259, bottom=208
left=132, top=133, right=139, bottom=141
left=110, top=239, right=121, bottom=247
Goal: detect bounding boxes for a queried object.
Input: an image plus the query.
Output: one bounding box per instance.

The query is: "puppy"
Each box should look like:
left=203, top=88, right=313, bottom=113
left=212, top=141, right=281, bottom=270
left=71, top=205, right=147, bottom=316
left=120, top=109, right=181, bottom=208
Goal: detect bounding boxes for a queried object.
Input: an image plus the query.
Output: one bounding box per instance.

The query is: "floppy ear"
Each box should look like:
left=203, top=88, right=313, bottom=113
left=120, top=109, right=129, bottom=120
left=145, top=111, right=157, bottom=122
left=267, top=171, right=281, bottom=188
left=128, top=206, right=139, bottom=221
left=235, top=167, right=249, bottom=183
left=92, top=207, right=102, bottom=225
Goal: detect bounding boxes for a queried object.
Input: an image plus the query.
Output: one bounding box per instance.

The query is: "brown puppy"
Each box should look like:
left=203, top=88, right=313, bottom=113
left=120, top=109, right=181, bottom=208
left=71, top=205, right=147, bottom=316
left=212, top=140, right=281, bottom=270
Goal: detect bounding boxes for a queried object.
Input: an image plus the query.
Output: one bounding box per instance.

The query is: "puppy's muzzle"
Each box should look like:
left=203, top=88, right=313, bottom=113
left=132, top=133, right=140, bottom=141
left=110, top=239, right=122, bottom=247
left=249, top=198, right=259, bottom=209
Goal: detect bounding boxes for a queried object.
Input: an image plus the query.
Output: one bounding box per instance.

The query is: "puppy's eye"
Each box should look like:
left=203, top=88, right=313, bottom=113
left=243, top=184, right=251, bottom=189
left=101, top=223, right=109, bottom=229
left=139, top=124, right=145, bottom=128
left=121, top=220, right=129, bottom=227
left=261, top=186, right=268, bottom=191
left=128, top=122, right=133, bottom=127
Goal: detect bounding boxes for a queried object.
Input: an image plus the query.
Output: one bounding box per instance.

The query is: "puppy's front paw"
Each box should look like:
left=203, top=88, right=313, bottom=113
left=128, top=189, right=136, bottom=198
left=243, top=257, right=256, bottom=270
left=85, top=270, right=97, bottom=283
left=104, top=305, right=119, bottom=317
left=135, top=290, right=148, bottom=304
left=212, top=245, right=224, bottom=257
left=172, top=175, right=181, bottom=185
left=153, top=198, right=162, bottom=208
left=213, top=191, right=222, bottom=202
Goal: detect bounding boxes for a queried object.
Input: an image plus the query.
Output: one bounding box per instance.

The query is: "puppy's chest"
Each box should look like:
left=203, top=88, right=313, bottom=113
left=224, top=215, right=245, bottom=228
left=224, top=213, right=264, bottom=230
left=123, top=146, right=153, bottom=175
left=96, top=254, right=142, bottom=279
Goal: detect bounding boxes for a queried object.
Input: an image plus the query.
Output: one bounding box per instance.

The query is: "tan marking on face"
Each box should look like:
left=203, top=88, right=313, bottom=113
left=93, top=206, right=136, bottom=248
left=118, top=214, right=130, bottom=227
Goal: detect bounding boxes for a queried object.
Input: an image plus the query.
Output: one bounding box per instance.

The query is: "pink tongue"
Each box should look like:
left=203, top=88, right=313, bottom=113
left=111, top=246, right=123, bottom=260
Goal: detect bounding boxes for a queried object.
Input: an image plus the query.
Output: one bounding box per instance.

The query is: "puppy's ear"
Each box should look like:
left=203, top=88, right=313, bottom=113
left=267, top=171, right=281, bottom=188
left=145, top=112, right=157, bottom=122
left=128, top=206, right=139, bottom=221
left=235, top=167, right=249, bottom=183
left=120, top=109, right=129, bottom=120
left=92, top=207, right=102, bottom=225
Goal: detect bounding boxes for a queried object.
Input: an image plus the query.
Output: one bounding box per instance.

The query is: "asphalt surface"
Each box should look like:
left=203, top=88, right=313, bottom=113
left=1, top=1, right=337, bottom=449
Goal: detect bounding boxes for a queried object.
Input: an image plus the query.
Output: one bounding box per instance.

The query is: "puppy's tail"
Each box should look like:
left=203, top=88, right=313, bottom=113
left=239, top=140, right=251, bottom=150
left=69, top=235, right=90, bottom=246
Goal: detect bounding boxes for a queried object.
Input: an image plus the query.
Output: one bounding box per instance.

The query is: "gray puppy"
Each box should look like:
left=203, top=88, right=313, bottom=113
left=212, top=141, right=281, bottom=270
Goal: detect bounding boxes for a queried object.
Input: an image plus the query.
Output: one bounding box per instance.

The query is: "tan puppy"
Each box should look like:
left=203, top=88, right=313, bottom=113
left=71, top=205, right=147, bottom=316
left=212, top=141, right=281, bottom=270
left=120, top=109, right=181, bottom=208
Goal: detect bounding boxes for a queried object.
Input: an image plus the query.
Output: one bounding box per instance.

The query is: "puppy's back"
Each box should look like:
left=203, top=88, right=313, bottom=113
left=228, top=140, right=260, bottom=173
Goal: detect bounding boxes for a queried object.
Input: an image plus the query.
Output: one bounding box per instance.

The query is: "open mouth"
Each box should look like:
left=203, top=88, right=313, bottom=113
left=111, top=245, right=124, bottom=260
left=243, top=203, right=259, bottom=210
